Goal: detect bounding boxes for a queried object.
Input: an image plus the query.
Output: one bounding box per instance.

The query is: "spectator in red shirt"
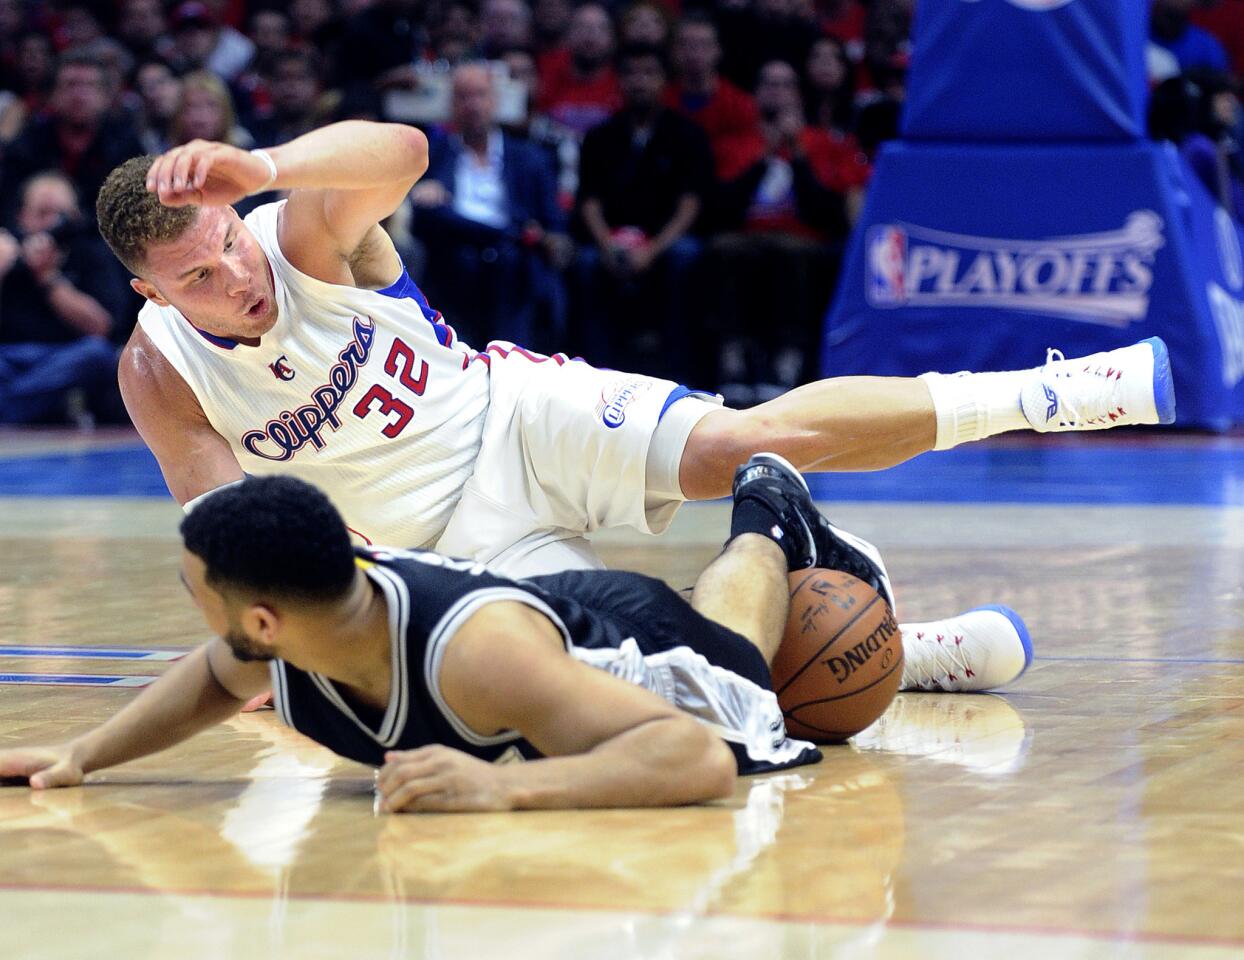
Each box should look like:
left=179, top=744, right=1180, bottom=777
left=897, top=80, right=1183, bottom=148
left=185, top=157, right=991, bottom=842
left=538, top=3, right=622, bottom=137
left=664, top=14, right=759, bottom=180
left=820, top=0, right=866, bottom=57
left=533, top=0, right=575, bottom=57
left=708, top=59, right=864, bottom=403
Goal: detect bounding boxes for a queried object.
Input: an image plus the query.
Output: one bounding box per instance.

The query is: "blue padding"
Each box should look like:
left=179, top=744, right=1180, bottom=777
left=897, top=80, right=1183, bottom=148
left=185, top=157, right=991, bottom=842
left=823, top=141, right=1244, bottom=430
left=902, top=0, right=1147, bottom=142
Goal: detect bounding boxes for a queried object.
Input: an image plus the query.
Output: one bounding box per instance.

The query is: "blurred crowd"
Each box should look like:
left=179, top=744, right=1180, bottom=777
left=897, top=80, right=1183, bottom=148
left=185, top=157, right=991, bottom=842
left=0, top=0, right=1241, bottom=426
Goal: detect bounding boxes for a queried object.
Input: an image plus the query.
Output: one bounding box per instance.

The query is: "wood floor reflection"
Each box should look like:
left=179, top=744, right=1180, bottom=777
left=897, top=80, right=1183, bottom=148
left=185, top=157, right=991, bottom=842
left=1, top=498, right=1242, bottom=959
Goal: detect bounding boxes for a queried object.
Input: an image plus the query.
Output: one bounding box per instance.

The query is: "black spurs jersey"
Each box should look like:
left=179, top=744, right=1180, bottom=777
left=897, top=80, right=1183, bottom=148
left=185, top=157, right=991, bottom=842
left=268, top=548, right=821, bottom=775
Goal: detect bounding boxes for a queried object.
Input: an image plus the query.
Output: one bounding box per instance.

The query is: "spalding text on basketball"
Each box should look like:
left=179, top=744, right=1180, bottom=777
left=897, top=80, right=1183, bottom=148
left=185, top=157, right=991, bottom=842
left=823, top=615, right=898, bottom=684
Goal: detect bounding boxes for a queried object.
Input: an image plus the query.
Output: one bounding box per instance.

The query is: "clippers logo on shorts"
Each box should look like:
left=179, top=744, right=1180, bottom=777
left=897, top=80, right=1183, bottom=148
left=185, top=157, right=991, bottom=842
left=866, top=211, right=1165, bottom=327
left=241, top=316, right=376, bottom=461
left=596, top=378, right=652, bottom=429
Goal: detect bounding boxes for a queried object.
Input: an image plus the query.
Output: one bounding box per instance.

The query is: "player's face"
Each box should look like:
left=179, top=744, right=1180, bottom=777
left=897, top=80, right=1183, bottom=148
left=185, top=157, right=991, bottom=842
left=134, top=206, right=278, bottom=340
left=180, top=550, right=276, bottom=663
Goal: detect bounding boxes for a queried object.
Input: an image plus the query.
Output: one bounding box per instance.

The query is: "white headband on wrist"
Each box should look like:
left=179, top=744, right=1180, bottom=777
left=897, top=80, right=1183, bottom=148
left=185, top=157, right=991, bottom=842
left=249, top=149, right=278, bottom=194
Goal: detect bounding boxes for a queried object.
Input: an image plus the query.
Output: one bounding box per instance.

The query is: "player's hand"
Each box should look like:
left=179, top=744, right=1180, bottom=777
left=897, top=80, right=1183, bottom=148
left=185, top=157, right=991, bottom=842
left=146, top=140, right=273, bottom=208
left=0, top=745, right=85, bottom=790
left=375, top=745, right=514, bottom=813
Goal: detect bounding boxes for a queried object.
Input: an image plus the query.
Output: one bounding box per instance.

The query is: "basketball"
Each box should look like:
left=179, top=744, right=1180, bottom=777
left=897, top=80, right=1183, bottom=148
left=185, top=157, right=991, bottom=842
left=771, top=569, right=904, bottom=743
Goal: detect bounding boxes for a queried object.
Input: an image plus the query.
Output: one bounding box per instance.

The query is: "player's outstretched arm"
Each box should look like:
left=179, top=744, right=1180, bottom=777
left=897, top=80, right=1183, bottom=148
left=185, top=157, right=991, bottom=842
left=375, top=603, right=738, bottom=813
left=0, top=640, right=269, bottom=790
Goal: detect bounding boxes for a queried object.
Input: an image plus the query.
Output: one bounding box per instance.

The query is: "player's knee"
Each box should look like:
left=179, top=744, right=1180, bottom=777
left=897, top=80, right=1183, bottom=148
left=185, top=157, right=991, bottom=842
left=679, top=409, right=756, bottom=499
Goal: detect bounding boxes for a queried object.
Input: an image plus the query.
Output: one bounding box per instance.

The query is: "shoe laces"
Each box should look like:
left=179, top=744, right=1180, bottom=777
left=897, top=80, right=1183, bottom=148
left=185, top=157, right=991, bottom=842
left=1042, top=347, right=1126, bottom=428
left=906, top=628, right=976, bottom=691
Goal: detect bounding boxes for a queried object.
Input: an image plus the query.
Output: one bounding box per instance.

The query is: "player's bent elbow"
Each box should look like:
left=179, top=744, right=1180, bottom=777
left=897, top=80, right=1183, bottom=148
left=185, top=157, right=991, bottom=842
left=401, top=125, right=430, bottom=178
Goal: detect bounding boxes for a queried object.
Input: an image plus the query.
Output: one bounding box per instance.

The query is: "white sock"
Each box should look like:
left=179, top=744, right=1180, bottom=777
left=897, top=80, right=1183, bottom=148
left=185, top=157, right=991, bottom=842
left=918, top=369, right=1034, bottom=450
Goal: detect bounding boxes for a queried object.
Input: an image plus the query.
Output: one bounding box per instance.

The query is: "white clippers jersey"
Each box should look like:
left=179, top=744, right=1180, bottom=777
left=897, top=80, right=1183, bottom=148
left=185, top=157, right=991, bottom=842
left=137, top=200, right=491, bottom=548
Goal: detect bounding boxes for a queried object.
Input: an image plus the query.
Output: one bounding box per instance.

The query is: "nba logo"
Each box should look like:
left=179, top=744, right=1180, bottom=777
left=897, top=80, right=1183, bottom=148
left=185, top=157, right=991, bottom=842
left=867, top=225, right=908, bottom=307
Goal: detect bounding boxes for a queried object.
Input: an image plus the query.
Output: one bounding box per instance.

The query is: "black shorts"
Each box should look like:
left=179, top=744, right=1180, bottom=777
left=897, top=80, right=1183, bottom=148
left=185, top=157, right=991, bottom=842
left=531, top=569, right=772, bottom=685
left=526, top=570, right=821, bottom=775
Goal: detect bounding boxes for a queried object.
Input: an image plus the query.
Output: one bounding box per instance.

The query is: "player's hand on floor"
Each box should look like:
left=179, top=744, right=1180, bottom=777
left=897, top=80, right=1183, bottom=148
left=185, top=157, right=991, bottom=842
left=0, top=746, right=85, bottom=789
left=376, top=745, right=513, bottom=813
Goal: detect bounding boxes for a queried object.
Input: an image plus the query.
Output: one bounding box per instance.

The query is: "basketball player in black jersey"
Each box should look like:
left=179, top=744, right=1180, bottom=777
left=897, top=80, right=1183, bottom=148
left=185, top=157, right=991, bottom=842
left=0, top=459, right=878, bottom=811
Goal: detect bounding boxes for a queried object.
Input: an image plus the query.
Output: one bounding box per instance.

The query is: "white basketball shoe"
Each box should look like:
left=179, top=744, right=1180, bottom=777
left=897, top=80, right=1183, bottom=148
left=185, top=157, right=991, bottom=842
left=899, top=605, right=1032, bottom=692
left=1020, top=336, right=1176, bottom=432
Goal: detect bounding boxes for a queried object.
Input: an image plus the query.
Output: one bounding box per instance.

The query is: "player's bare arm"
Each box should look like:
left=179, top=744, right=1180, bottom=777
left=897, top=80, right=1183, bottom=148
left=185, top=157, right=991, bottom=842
left=0, top=639, right=268, bottom=790
left=118, top=325, right=244, bottom=505
left=375, top=602, right=737, bottom=813
left=145, top=121, right=428, bottom=289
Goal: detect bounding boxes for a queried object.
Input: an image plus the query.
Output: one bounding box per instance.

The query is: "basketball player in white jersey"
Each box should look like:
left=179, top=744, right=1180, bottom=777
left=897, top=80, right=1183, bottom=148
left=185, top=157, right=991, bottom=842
left=93, top=121, right=1176, bottom=695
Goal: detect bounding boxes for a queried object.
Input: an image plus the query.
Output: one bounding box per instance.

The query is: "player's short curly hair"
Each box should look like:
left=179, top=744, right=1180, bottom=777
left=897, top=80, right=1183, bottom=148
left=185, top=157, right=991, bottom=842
left=180, top=476, right=357, bottom=603
left=96, top=155, right=197, bottom=275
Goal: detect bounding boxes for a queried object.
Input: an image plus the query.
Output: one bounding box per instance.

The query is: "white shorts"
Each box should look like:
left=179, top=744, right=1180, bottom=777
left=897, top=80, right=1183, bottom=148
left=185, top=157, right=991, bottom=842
left=434, top=344, right=721, bottom=577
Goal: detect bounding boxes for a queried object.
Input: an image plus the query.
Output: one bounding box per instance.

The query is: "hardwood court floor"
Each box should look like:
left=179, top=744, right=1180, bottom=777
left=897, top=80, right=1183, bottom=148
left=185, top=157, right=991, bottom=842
left=1, top=436, right=1242, bottom=959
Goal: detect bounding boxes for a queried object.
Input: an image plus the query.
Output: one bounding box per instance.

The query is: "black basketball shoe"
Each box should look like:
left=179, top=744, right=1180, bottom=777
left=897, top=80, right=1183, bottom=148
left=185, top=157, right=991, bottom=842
left=731, top=453, right=896, bottom=611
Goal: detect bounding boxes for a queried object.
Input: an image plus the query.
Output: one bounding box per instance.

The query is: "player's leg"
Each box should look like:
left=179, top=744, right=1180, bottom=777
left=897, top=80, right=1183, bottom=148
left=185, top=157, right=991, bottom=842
left=681, top=377, right=936, bottom=499
left=689, top=533, right=789, bottom=664
left=703, top=452, right=1033, bottom=691
left=689, top=452, right=878, bottom=665
left=677, top=338, right=1176, bottom=499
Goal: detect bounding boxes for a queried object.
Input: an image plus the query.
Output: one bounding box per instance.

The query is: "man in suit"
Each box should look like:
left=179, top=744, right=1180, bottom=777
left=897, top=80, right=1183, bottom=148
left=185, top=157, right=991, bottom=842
left=411, top=62, right=569, bottom=350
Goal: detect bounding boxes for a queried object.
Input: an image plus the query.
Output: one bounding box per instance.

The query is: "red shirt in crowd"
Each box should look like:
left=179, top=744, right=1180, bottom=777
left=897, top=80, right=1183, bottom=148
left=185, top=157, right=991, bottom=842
left=536, top=49, right=622, bottom=137
left=664, top=77, right=760, bottom=180
left=725, top=126, right=871, bottom=239
left=821, top=1, right=866, bottom=46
